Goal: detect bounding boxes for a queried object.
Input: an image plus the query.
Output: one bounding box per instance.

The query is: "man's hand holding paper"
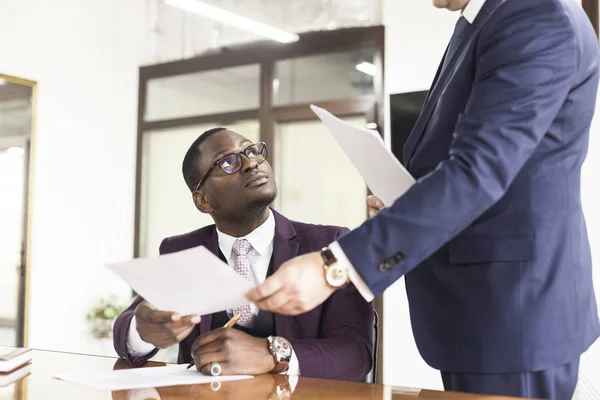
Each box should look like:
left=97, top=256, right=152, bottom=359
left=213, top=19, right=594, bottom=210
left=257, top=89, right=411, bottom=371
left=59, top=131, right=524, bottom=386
left=367, top=195, right=384, bottom=218
left=134, top=301, right=201, bottom=349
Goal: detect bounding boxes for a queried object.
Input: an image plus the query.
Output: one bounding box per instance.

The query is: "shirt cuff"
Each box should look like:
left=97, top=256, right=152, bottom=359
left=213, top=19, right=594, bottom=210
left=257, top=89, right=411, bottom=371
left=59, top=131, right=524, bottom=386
left=126, top=316, right=157, bottom=357
left=284, top=349, right=300, bottom=376
left=329, top=241, right=375, bottom=302
left=288, top=375, right=299, bottom=392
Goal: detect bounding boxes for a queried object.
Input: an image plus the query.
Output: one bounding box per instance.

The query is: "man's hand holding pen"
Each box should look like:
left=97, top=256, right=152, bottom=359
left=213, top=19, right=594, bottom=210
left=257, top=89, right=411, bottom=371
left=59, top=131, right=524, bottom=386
left=190, top=324, right=276, bottom=375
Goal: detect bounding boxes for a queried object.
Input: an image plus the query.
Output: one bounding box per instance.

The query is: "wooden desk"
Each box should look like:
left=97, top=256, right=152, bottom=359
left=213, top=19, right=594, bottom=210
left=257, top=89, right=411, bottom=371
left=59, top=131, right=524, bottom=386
left=0, top=349, right=523, bottom=399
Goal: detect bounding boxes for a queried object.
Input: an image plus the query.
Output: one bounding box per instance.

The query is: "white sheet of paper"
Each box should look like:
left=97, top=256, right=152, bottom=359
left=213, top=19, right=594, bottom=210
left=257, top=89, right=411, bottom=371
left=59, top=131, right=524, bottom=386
left=310, top=105, right=415, bottom=206
left=106, top=246, right=253, bottom=316
left=54, top=364, right=253, bottom=390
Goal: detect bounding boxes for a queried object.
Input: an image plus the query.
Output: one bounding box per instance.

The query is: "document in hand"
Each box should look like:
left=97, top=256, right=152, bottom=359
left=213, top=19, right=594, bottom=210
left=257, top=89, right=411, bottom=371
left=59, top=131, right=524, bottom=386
left=310, top=105, right=415, bottom=207
left=54, top=364, right=253, bottom=390
left=106, top=246, right=254, bottom=316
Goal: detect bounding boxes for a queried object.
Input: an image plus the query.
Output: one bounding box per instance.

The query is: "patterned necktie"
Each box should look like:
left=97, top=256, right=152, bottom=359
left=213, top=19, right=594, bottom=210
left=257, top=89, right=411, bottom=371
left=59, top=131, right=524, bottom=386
left=441, top=16, right=469, bottom=75
left=231, top=238, right=256, bottom=327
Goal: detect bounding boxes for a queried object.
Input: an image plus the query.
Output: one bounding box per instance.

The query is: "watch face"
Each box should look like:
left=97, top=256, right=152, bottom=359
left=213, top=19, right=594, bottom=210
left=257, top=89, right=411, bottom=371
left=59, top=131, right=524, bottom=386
left=272, top=337, right=292, bottom=358
left=326, top=264, right=348, bottom=287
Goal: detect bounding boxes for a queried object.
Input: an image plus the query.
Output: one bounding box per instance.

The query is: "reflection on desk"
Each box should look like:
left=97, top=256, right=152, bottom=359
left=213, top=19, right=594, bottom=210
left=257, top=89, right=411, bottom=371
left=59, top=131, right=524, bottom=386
left=0, top=348, right=525, bottom=400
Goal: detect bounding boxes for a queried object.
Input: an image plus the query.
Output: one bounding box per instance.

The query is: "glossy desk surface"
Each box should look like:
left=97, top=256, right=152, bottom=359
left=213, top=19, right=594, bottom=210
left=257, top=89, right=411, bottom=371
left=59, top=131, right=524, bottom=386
left=0, top=349, right=524, bottom=399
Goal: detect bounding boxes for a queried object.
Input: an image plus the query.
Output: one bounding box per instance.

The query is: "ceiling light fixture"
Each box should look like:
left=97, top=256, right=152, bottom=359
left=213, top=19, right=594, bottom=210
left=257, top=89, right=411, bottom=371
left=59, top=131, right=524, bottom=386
left=164, top=0, right=300, bottom=43
left=355, top=62, right=376, bottom=76
left=6, top=147, right=24, bottom=156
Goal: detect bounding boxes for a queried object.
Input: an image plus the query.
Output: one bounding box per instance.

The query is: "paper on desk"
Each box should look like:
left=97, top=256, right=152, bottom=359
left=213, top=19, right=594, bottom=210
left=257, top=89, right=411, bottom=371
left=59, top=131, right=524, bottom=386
left=54, top=364, right=253, bottom=390
left=106, top=246, right=254, bottom=316
left=310, top=105, right=415, bottom=206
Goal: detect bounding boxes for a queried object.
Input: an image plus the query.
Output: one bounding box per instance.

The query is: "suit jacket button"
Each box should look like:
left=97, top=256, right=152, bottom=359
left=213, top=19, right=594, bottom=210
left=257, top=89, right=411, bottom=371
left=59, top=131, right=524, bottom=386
left=378, top=262, right=390, bottom=272
left=395, top=252, right=406, bottom=262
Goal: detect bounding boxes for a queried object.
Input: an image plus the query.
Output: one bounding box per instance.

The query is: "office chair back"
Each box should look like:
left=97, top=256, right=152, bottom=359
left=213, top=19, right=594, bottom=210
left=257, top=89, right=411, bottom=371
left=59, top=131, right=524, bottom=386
left=364, top=309, right=379, bottom=383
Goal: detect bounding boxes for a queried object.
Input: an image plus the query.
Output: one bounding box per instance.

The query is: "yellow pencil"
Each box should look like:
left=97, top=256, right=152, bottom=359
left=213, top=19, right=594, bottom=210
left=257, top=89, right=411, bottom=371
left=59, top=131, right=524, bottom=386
left=224, top=312, right=242, bottom=328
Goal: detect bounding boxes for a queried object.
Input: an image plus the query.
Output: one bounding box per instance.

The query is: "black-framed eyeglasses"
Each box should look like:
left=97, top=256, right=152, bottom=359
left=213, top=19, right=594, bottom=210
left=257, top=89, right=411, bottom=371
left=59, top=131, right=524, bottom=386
left=194, top=142, right=268, bottom=191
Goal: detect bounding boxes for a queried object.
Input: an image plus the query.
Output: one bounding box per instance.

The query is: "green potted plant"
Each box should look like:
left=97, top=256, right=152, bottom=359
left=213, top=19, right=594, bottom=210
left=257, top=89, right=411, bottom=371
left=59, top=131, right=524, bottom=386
left=86, top=295, right=126, bottom=339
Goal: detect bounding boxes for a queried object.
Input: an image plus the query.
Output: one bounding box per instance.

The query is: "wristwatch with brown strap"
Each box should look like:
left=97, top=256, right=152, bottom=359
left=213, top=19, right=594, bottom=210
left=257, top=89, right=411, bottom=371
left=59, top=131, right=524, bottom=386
left=267, top=336, right=292, bottom=373
left=320, top=247, right=350, bottom=288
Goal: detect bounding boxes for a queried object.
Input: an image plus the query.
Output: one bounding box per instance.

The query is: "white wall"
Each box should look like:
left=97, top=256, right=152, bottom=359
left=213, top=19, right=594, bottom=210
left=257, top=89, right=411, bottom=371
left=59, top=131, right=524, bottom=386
left=381, top=0, right=455, bottom=390
left=579, top=94, right=600, bottom=399
left=0, top=0, right=151, bottom=355
left=381, top=0, right=600, bottom=396
left=572, top=7, right=600, bottom=400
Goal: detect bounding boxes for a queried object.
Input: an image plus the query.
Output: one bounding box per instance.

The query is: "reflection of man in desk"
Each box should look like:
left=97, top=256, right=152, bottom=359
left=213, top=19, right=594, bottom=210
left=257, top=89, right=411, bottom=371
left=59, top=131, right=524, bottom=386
left=113, top=128, right=373, bottom=381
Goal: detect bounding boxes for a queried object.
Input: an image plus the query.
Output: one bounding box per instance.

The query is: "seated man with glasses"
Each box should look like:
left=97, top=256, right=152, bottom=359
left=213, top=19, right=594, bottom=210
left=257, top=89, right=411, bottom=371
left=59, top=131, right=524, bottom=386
left=113, top=127, right=374, bottom=381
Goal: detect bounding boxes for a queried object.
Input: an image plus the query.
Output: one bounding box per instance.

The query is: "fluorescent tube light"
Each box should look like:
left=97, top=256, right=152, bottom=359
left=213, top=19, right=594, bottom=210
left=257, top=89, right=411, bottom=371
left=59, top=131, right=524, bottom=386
left=165, top=0, right=300, bottom=43
left=355, top=62, right=376, bottom=76
left=6, top=147, right=24, bottom=156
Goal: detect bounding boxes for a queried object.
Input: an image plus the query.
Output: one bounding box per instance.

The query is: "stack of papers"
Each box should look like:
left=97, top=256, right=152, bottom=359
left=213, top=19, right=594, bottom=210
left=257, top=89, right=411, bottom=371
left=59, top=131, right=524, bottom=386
left=0, top=348, right=32, bottom=374
left=0, top=364, right=30, bottom=387
left=54, top=364, right=253, bottom=390
left=0, top=347, right=32, bottom=388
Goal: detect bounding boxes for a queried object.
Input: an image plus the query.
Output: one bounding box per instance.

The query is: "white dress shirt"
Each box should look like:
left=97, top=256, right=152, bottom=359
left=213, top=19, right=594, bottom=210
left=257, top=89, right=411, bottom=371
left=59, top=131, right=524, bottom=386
left=462, top=0, right=486, bottom=24
left=335, top=0, right=487, bottom=302
left=126, top=209, right=301, bottom=376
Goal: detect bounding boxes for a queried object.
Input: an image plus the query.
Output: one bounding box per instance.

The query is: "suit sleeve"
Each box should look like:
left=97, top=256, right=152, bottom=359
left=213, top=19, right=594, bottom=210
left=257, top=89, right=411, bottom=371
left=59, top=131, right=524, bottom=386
left=112, top=238, right=171, bottom=365
left=289, top=228, right=374, bottom=381
left=112, top=295, right=159, bottom=365
left=337, top=1, right=580, bottom=296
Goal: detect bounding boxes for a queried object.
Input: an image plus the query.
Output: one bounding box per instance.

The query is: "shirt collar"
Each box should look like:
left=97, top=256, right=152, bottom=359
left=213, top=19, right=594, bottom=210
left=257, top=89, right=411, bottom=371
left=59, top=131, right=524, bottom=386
left=216, top=208, right=276, bottom=260
left=462, top=0, right=486, bottom=24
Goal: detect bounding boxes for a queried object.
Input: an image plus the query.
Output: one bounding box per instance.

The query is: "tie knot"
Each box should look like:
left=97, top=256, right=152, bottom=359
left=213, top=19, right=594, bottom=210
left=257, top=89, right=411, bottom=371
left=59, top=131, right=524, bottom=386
left=232, top=238, right=252, bottom=257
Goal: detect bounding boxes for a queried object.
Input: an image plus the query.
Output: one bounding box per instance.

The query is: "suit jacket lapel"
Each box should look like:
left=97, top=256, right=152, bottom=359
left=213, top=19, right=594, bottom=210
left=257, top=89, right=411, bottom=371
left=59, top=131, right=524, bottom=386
left=271, top=210, right=300, bottom=273
left=403, top=47, right=448, bottom=166
left=270, top=209, right=300, bottom=338
left=403, top=0, right=502, bottom=167
left=422, top=46, right=449, bottom=107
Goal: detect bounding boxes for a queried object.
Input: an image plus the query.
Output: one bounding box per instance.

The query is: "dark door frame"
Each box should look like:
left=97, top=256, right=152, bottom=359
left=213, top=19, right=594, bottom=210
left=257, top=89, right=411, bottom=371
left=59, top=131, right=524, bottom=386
left=583, top=0, right=599, bottom=38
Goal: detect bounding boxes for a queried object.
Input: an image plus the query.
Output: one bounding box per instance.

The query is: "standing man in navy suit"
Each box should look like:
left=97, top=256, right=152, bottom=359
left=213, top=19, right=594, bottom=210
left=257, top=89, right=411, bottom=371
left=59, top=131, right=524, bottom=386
left=113, top=128, right=374, bottom=382
left=249, top=0, right=600, bottom=398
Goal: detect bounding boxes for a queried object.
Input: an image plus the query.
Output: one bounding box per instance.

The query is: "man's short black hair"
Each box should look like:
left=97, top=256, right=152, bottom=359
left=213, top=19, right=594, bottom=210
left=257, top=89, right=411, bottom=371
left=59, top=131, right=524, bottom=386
left=182, top=127, right=227, bottom=191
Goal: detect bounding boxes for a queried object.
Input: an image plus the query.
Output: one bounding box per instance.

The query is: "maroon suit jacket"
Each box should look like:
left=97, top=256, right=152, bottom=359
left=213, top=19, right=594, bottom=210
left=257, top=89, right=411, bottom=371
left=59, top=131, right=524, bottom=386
left=113, top=209, right=374, bottom=381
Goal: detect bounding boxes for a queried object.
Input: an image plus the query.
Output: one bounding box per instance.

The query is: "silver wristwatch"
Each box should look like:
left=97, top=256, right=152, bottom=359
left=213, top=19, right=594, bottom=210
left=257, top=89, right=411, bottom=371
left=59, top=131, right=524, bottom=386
left=267, top=336, right=292, bottom=373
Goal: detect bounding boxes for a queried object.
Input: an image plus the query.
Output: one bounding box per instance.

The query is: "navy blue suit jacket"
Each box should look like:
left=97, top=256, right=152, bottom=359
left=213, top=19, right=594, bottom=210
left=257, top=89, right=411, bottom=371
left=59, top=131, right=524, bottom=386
left=339, top=0, right=600, bottom=373
left=114, top=209, right=374, bottom=381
